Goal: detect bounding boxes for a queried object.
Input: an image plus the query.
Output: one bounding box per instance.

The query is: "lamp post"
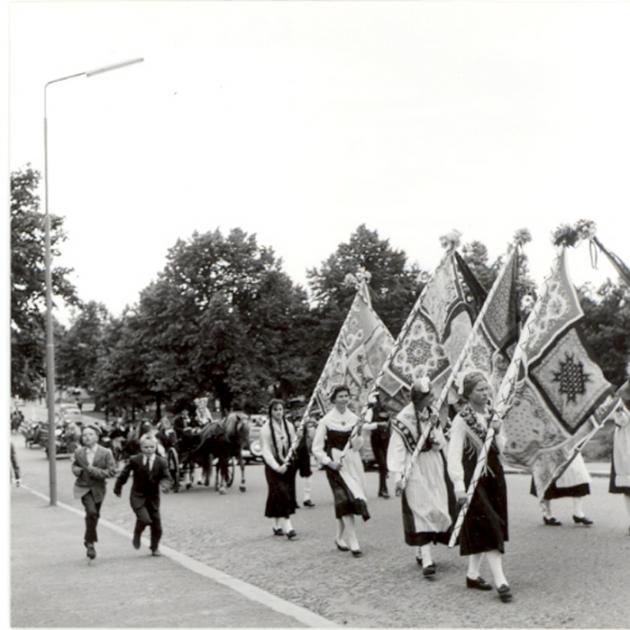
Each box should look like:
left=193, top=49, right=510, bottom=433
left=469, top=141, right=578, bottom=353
left=44, top=57, right=143, bottom=506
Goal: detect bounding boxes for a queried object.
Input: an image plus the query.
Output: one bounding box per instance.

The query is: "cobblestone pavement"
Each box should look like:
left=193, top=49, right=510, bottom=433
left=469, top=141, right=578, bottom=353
left=10, top=409, right=630, bottom=627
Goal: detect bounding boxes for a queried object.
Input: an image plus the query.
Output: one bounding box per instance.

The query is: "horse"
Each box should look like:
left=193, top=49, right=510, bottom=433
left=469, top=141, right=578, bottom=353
left=192, top=412, right=250, bottom=494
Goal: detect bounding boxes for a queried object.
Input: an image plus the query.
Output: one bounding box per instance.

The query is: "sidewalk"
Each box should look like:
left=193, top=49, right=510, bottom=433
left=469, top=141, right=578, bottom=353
left=10, top=487, right=306, bottom=628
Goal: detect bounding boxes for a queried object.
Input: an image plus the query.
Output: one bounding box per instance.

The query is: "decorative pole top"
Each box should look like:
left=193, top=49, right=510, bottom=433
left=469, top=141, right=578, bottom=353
left=512, top=227, right=532, bottom=248
left=439, top=230, right=462, bottom=252
left=552, top=219, right=597, bottom=248
left=344, top=267, right=372, bottom=289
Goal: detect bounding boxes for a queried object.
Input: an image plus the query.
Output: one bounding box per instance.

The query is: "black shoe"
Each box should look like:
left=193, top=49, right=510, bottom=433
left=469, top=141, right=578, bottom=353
left=151, top=549, right=161, bottom=557
left=422, top=563, right=436, bottom=578
left=132, top=532, right=141, bottom=549
left=351, top=549, right=363, bottom=558
left=497, top=584, right=513, bottom=603
left=378, top=491, right=390, bottom=499
left=466, top=576, right=493, bottom=591
left=286, top=529, right=297, bottom=540
left=85, top=543, right=96, bottom=560
left=303, top=499, right=315, bottom=508
left=335, top=539, right=349, bottom=552
left=573, top=515, right=593, bottom=526
left=272, top=527, right=284, bottom=536
left=543, top=516, right=562, bottom=526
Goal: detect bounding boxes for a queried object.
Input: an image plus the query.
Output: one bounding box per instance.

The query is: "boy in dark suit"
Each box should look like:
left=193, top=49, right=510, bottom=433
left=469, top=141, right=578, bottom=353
left=114, top=434, right=171, bottom=556
left=72, top=425, right=117, bottom=559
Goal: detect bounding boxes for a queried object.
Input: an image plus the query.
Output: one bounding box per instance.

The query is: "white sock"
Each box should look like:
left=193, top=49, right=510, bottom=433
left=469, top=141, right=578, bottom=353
left=303, top=477, right=312, bottom=501
left=279, top=517, right=288, bottom=533
left=540, top=500, right=552, bottom=518
left=467, top=553, right=483, bottom=580
left=285, top=518, right=293, bottom=533
left=573, top=497, right=586, bottom=518
left=420, top=544, right=433, bottom=566
left=336, top=518, right=345, bottom=543
left=486, top=550, right=508, bottom=588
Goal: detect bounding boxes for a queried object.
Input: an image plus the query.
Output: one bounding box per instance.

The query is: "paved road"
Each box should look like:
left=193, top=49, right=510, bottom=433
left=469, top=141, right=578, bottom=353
left=11, top=406, right=630, bottom=628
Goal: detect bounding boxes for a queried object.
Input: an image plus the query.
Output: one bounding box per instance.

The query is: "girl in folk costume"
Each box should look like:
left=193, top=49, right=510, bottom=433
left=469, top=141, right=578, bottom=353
left=609, top=359, right=630, bottom=534
left=260, top=399, right=298, bottom=539
left=387, top=377, right=456, bottom=578
left=312, top=385, right=369, bottom=557
left=447, top=371, right=513, bottom=603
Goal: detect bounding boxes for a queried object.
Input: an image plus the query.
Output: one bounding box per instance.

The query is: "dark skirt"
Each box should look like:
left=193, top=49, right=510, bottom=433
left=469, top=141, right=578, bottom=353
left=264, top=464, right=297, bottom=518
left=609, top=457, right=630, bottom=496
left=529, top=477, right=590, bottom=500
left=458, top=445, right=508, bottom=556
left=296, top=440, right=312, bottom=478
left=324, top=468, right=370, bottom=521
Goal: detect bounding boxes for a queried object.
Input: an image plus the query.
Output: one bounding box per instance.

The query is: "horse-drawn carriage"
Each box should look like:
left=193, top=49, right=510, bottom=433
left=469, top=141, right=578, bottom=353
left=161, top=400, right=252, bottom=494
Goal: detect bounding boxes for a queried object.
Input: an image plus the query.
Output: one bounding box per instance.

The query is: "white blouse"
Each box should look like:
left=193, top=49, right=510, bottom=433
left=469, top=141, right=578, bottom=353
left=260, top=419, right=296, bottom=472
left=312, top=407, right=363, bottom=466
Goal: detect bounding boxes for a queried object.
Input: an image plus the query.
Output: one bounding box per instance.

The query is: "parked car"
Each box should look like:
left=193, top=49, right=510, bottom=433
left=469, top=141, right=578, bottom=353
left=243, top=414, right=266, bottom=463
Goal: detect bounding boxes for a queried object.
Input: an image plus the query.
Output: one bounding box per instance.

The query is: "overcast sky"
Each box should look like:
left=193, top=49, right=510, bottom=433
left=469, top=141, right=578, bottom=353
left=8, top=1, right=630, bottom=322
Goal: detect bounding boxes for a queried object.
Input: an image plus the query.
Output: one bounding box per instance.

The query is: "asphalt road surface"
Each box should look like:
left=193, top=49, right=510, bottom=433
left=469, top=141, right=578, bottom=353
left=11, top=410, right=630, bottom=628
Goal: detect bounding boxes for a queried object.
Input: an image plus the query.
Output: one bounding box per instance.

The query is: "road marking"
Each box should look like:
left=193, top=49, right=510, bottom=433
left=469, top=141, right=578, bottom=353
left=21, top=484, right=337, bottom=628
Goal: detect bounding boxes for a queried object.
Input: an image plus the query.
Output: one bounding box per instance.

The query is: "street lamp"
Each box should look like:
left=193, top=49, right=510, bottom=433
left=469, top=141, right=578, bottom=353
left=44, top=57, right=143, bottom=506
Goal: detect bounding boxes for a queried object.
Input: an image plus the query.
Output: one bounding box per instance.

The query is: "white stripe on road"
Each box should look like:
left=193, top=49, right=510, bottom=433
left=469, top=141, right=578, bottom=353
left=21, top=484, right=337, bottom=628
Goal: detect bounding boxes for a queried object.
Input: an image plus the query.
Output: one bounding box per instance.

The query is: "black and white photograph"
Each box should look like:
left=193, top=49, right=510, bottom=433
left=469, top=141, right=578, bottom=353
left=5, top=1, right=630, bottom=627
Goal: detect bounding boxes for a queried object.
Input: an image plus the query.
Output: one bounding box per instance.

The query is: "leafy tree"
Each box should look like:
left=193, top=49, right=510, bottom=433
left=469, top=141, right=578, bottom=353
left=579, top=280, right=630, bottom=387
left=95, top=228, right=314, bottom=415
left=10, top=166, right=80, bottom=399
left=56, top=301, right=111, bottom=392
left=306, top=224, right=424, bottom=391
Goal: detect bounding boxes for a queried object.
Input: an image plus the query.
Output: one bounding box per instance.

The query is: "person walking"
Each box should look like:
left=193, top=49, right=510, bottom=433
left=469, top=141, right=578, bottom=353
left=367, top=392, right=391, bottom=499
left=447, top=371, right=512, bottom=603
left=71, top=425, right=117, bottom=560
left=388, top=378, right=456, bottom=577
left=10, top=442, right=21, bottom=487
left=114, top=434, right=172, bottom=556
left=260, top=399, right=298, bottom=539
left=610, top=359, right=630, bottom=534
left=312, top=385, right=369, bottom=557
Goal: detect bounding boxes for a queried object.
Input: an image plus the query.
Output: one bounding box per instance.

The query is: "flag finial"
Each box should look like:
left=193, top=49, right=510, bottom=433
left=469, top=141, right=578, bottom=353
left=552, top=220, right=597, bottom=248
left=439, top=230, right=462, bottom=252
left=513, top=228, right=532, bottom=247
left=344, top=267, right=372, bottom=289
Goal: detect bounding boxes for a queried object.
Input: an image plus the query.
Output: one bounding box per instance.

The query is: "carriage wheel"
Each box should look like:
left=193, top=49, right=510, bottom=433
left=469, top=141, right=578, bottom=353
left=225, top=457, right=236, bottom=488
left=167, top=447, right=180, bottom=492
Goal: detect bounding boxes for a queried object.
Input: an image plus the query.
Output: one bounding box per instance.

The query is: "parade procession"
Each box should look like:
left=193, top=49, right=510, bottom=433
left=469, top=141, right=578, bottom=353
left=9, top=216, right=630, bottom=627
left=8, top=4, right=630, bottom=627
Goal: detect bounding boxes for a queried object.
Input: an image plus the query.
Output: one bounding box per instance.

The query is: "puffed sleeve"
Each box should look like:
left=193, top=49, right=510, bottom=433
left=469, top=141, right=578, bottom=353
left=494, top=424, right=507, bottom=453
left=386, top=429, right=407, bottom=484
left=312, top=417, right=330, bottom=466
left=447, top=415, right=466, bottom=494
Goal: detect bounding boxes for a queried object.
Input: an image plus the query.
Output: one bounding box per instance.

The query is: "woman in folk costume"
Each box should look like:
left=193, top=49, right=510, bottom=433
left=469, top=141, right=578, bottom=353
left=387, top=377, right=456, bottom=578
left=312, top=384, right=369, bottom=557
left=610, top=359, right=630, bottom=534
left=447, top=371, right=512, bottom=603
left=529, top=453, right=593, bottom=526
left=260, top=399, right=298, bottom=539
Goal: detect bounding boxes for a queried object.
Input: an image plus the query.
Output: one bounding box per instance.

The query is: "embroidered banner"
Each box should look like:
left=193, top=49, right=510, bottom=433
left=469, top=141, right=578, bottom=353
left=375, top=251, right=487, bottom=415
left=308, top=281, right=395, bottom=417
left=496, top=248, right=619, bottom=496
left=449, top=248, right=521, bottom=399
